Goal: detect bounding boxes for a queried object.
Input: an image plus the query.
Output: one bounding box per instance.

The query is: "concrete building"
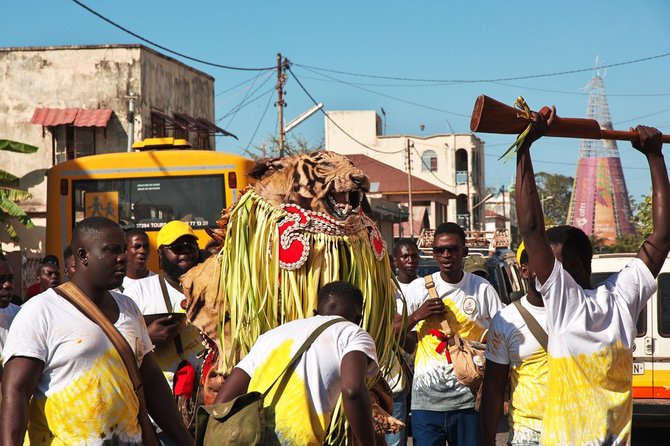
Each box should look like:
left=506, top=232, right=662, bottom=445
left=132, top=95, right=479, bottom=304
left=0, top=44, right=226, bottom=295
left=324, top=110, right=486, bottom=231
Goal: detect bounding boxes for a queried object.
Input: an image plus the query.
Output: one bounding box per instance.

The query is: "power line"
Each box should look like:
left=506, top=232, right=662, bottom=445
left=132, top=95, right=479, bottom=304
left=72, top=0, right=275, bottom=71
left=294, top=51, right=670, bottom=84
left=491, top=81, right=670, bottom=97
left=286, top=66, right=405, bottom=155
left=410, top=143, right=457, bottom=188
left=245, top=90, right=275, bottom=152
left=221, top=71, right=272, bottom=126
left=296, top=66, right=471, bottom=118
left=216, top=73, right=270, bottom=97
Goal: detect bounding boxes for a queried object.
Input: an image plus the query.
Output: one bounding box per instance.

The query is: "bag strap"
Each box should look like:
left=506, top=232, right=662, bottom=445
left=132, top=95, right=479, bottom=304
left=54, top=282, right=159, bottom=446
left=158, top=274, right=184, bottom=356
left=261, top=317, right=346, bottom=397
left=424, top=275, right=453, bottom=336
left=513, top=299, right=548, bottom=351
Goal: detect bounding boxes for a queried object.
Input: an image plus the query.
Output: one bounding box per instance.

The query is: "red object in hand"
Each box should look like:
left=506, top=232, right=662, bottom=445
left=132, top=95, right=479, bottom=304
left=173, top=360, right=196, bottom=396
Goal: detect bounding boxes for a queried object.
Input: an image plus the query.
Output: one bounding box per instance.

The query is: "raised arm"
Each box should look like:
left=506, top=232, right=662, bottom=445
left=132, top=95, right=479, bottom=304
left=633, top=126, right=670, bottom=277
left=515, top=107, right=557, bottom=285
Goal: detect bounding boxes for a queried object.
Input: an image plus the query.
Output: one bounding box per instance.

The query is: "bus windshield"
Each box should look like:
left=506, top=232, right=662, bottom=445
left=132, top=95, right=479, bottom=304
left=72, top=174, right=224, bottom=231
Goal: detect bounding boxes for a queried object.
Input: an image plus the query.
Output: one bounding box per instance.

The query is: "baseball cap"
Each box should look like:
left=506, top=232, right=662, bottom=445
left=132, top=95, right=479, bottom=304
left=516, top=241, right=525, bottom=264
left=157, top=220, right=199, bottom=247
left=464, top=255, right=488, bottom=276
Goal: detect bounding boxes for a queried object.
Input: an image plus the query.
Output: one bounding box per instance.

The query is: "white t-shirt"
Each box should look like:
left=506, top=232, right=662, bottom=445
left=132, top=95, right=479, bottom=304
left=388, top=278, right=413, bottom=394
left=485, top=295, right=548, bottom=443
left=123, top=274, right=204, bottom=387
left=3, top=288, right=153, bottom=445
left=405, top=271, right=503, bottom=411
left=114, top=270, right=156, bottom=293
left=237, top=315, right=378, bottom=446
left=538, top=258, right=656, bottom=446
left=0, top=303, right=20, bottom=362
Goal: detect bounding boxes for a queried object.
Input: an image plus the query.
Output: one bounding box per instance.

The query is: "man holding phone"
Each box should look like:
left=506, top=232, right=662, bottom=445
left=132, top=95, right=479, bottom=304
left=124, top=220, right=204, bottom=440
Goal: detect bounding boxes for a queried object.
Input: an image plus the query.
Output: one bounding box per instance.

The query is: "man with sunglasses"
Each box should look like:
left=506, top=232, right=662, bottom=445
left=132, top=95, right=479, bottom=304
left=124, top=220, right=205, bottom=439
left=404, top=222, right=503, bottom=446
left=0, top=254, right=20, bottom=378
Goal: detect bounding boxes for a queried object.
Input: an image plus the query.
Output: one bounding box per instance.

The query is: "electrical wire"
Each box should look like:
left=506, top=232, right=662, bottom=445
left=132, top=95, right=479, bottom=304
left=216, top=73, right=271, bottom=97
left=72, top=0, right=275, bottom=71
left=294, top=51, right=670, bottom=84
left=219, top=80, right=275, bottom=122
left=296, top=66, right=471, bottom=118
left=491, top=81, right=670, bottom=97
left=245, top=90, right=275, bottom=152
left=287, top=67, right=406, bottom=155
left=222, top=71, right=271, bottom=126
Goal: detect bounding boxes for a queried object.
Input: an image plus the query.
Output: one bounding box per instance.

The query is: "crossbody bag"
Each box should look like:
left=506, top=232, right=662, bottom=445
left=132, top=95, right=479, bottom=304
left=512, top=299, right=548, bottom=350
left=424, top=276, right=486, bottom=389
left=55, top=282, right=160, bottom=446
left=195, top=317, right=346, bottom=446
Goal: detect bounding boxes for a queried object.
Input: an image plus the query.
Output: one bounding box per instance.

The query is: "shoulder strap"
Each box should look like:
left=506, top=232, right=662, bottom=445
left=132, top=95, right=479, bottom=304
left=513, top=299, right=548, bottom=351
left=54, top=282, right=159, bottom=446
left=424, top=275, right=453, bottom=335
left=261, top=317, right=346, bottom=397
left=158, top=274, right=184, bottom=356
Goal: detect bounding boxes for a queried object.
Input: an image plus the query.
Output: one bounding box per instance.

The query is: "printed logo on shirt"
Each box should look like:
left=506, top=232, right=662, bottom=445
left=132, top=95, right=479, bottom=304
left=463, top=297, right=477, bottom=315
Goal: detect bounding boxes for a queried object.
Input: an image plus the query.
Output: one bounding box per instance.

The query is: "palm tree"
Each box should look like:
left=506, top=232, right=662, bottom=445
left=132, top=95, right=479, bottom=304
left=0, top=139, right=38, bottom=241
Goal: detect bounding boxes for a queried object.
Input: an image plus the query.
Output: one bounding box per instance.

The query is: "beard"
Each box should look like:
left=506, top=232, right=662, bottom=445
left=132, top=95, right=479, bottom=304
left=159, top=252, right=196, bottom=281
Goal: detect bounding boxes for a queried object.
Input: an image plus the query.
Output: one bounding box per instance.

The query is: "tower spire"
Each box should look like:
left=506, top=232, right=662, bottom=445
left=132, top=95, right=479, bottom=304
left=566, top=66, right=635, bottom=244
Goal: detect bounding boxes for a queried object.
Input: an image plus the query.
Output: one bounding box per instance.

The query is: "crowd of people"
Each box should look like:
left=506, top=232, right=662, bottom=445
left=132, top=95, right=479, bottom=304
left=0, top=119, right=666, bottom=446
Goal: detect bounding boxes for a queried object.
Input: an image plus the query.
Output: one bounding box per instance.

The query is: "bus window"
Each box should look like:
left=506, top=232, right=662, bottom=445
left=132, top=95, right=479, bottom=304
left=72, top=175, right=224, bottom=231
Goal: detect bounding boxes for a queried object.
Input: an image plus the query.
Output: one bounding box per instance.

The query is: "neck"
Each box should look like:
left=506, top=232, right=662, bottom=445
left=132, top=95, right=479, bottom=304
left=440, top=269, right=463, bottom=284
left=70, top=279, right=108, bottom=305
left=163, top=272, right=181, bottom=291
left=397, top=273, right=417, bottom=284
left=526, top=286, right=544, bottom=307
left=126, top=266, right=149, bottom=280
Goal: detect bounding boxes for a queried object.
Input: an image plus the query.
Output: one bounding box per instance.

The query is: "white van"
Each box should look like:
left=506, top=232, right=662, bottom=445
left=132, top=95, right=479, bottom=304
left=591, top=253, right=670, bottom=424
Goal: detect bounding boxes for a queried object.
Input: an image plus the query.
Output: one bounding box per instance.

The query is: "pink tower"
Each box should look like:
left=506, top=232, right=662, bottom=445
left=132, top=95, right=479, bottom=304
left=566, top=71, right=635, bottom=244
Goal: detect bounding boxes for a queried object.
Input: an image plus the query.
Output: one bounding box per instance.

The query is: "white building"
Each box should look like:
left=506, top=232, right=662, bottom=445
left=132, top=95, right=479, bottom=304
left=324, top=110, right=486, bottom=230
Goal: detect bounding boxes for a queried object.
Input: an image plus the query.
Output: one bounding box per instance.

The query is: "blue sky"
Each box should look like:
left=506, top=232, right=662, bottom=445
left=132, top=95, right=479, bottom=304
left=5, top=1, right=670, bottom=201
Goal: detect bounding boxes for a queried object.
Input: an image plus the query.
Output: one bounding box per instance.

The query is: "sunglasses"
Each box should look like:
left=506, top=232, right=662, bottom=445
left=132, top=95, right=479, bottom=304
left=164, top=241, right=199, bottom=255
left=433, top=245, right=464, bottom=256
left=0, top=274, right=14, bottom=284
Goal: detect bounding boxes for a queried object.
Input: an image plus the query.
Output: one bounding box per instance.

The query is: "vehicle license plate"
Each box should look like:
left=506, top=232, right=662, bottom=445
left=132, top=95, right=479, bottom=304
left=633, top=362, right=645, bottom=375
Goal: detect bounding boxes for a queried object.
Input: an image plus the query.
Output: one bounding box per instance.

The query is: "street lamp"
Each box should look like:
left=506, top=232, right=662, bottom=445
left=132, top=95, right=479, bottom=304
left=541, top=194, right=554, bottom=214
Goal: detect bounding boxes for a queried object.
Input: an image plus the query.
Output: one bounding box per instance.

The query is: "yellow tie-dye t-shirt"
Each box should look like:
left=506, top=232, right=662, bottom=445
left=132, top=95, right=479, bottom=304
left=236, top=315, right=378, bottom=446
left=3, top=289, right=153, bottom=445
left=485, top=295, right=547, bottom=444
left=405, top=272, right=504, bottom=411
left=538, top=258, right=656, bottom=446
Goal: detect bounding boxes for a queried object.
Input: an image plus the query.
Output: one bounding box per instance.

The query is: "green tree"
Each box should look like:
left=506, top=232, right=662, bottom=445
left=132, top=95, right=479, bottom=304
left=245, top=133, right=324, bottom=160
left=534, top=172, right=574, bottom=226
left=0, top=139, right=38, bottom=241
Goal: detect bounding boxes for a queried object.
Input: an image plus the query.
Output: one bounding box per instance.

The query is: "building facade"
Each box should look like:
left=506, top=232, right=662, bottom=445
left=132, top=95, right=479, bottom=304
left=0, top=44, right=222, bottom=294
left=324, top=110, right=486, bottom=230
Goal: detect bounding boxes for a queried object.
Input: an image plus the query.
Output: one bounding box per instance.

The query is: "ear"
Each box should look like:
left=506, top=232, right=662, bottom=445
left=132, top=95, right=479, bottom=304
left=77, top=248, right=88, bottom=266
left=248, top=157, right=290, bottom=180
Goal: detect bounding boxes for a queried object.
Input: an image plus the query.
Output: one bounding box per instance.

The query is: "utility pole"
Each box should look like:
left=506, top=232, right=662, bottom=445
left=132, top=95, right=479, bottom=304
left=405, top=138, right=415, bottom=238
left=276, top=53, right=289, bottom=157
left=500, top=185, right=506, bottom=231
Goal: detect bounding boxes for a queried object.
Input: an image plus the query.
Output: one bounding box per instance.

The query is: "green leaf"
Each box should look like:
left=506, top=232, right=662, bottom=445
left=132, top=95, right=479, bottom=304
left=0, top=139, right=39, bottom=154
left=0, top=196, right=35, bottom=228
left=1, top=188, right=31, bottom=202
left=0, top=170, right=20, bottom=186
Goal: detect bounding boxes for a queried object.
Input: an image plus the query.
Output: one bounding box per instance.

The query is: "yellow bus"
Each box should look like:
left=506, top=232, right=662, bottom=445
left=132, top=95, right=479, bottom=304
left=46, top=141, right=255, bottom=272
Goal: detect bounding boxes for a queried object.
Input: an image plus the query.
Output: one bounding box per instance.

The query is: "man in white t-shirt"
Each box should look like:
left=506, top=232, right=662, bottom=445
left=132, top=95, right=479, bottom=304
left=480, top=245, right=548, bottom=445
left=516, top=108, right=670, bottom=445
left=123, top=220, right=204, bottom=438
left=0, top=216, right=192, bottom=446
left=404, top=222, right=504, bottom=446
left=0, top=254, right=20, bottom=374
left=387, top=238, right=419, bottom=446
left=116, top=229, right=156, bottom=293
left=216, top=281, right=378, bottom=446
